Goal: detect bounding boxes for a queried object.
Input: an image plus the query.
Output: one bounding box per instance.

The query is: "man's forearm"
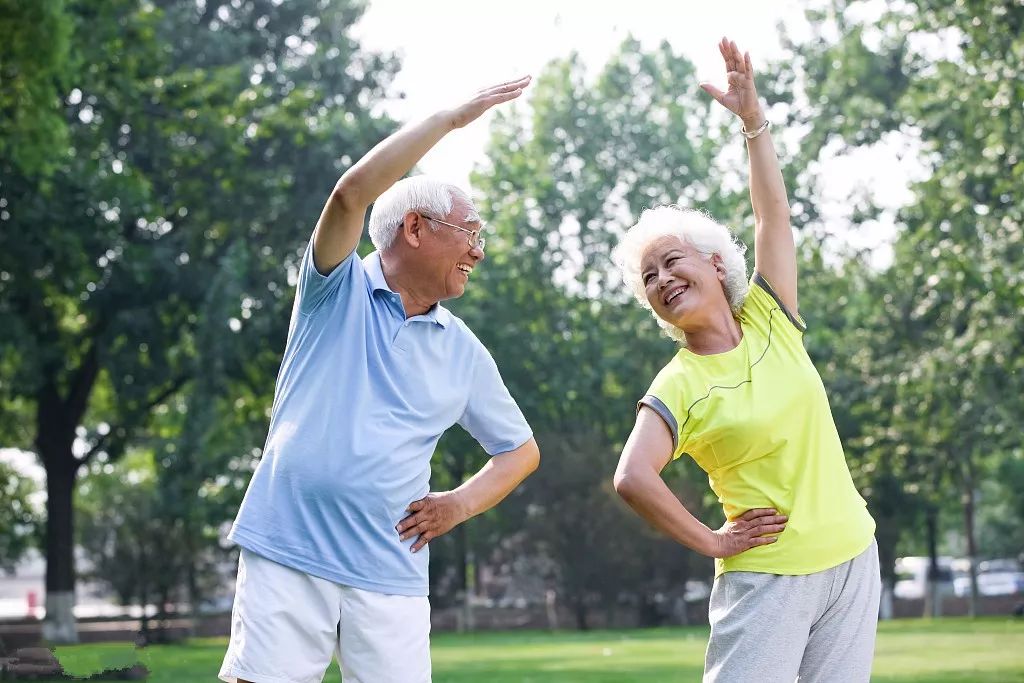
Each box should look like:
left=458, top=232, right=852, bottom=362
left=336, top=111, right=457, bottom=208
left=453, top=438, right=540, bottom=520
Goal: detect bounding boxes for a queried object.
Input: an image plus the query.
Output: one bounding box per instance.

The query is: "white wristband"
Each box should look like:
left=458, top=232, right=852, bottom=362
left=741, top=118, right=771, bottom=139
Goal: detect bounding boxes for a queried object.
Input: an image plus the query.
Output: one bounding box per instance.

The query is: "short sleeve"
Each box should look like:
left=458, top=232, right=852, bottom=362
left=639, top=363, right=689, bottom=461
left=296, top=239, right=358, bottom=316
left=747, top=272, right=806, bottom=333
left=458, top=348, right=533, bottom=456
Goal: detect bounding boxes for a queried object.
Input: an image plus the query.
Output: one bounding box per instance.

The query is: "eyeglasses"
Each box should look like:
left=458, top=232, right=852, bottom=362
left=419, top=213, right=486, bottom=251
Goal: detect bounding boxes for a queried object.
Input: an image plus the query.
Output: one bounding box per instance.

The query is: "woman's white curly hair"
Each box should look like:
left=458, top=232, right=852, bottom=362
left=612, top=205, right=749, bottom=343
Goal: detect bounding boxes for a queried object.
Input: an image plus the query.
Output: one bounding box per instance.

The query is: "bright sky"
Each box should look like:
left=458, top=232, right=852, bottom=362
left=353, top=0, right=922, bottom=263
left=354, top=0, right=809, bottom=185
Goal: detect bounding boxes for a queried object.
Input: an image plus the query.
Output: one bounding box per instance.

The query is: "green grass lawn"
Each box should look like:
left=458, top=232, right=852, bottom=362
left=43, top=617, right=1024, bottom=682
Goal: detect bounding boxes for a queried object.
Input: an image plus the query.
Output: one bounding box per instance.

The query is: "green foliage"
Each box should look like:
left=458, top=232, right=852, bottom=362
left=437, top=38, right=743, bottom=624
left=0, top=0, right=398, bottom=628
left=0, top=460, right=42, bottom=572
left=76, top=452, right=186, bottom=607
left=0, top=0, right=74, bottom=176
left=783, top=0, right=1024, bottom=572
left=4, top=0, right=1021, bottom=628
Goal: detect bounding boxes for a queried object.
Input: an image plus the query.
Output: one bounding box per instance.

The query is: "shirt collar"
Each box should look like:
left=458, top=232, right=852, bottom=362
left=364, top=251, right=451, bottom=329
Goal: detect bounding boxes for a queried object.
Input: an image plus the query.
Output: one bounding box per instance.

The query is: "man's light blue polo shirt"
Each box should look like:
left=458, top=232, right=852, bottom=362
left=228, top=243, right=532, bottom=596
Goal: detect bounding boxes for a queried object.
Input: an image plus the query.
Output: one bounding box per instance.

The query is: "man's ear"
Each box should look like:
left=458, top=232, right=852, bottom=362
left=401, top=211, right=424, bottom=248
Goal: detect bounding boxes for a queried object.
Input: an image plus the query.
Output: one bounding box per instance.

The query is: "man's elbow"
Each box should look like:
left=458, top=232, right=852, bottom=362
left=331, top=175, right=367, bottom=214
left=521, top=440, right=540, bottom=475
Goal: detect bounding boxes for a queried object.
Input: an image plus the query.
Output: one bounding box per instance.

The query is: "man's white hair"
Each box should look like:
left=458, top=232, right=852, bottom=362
left=612, top=205, right=748, bottom=343
left=368, top=175, right=480, bottom=251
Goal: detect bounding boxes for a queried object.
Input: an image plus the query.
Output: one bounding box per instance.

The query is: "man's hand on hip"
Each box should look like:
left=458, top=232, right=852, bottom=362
left=396, top=491, right=470, bottom=553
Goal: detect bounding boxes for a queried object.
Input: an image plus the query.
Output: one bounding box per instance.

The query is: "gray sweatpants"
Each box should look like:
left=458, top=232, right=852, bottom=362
left=704, top=540, right=881, bottom=683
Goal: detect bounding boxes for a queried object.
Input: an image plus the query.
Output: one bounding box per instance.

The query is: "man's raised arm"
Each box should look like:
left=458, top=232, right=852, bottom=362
left=311, top=76, right=531, bottom=275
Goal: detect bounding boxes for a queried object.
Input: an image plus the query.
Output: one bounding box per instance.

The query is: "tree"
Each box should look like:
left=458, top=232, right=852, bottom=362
left=0, top=0, right=397, bottom=642
left=76, top=451, right=193, bottom=642
left=784, top=0, right=1024, bottom=615
left=0, top=0, right=74, bottom=176
left=0, top=460, right=42, bottom=574
left=445, top=38, right=745, bottom=627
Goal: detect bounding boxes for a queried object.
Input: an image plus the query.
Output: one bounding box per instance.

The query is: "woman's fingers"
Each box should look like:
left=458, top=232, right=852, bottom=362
left=751, top=535, right=779, bottom=547
left=700, top=82, right=727, bottom=106
left=739, top=507, right=779, bottom=522
left=731, top=40, right=744, bottom=72
left=720, top=37, right=734, bottom=71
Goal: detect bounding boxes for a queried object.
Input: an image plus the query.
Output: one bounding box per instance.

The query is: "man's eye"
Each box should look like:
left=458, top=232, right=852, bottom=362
left=643, top=274, right=655, bottom=285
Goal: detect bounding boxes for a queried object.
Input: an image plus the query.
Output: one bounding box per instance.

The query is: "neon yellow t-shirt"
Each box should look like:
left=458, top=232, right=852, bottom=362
left=641, top=273, right=875, bottom=577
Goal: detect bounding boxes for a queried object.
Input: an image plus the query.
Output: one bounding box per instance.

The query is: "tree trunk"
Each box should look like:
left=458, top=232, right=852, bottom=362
left=923, top=509, right=941, bottom=618
left=40, top=450, right=78, bottom=644
left=36, top=349, right=99, bottom=644
left=138, top=546, right=150, bottom=645
left=573, top=595, right=589, bottom=631
left=963, top=461, right=979, bottom=618
left=545, top=588, right=558, bottom=630
left=186, top=541, right=199, bottom=638
left=876, top=518, right=898, bottom=621
left=450, top=455, right=473, bottom=633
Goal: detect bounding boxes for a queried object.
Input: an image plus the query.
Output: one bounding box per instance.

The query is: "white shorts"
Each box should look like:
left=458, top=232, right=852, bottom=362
left=218, top=549, right=431, bottom=683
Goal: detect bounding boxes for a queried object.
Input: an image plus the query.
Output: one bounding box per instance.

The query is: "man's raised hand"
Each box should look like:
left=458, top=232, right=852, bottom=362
left=447, top=76, right=531, bottom=130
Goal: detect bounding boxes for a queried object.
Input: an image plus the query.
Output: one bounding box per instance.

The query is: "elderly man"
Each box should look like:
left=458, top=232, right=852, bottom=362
left=219, top=77, right=539, bottom=683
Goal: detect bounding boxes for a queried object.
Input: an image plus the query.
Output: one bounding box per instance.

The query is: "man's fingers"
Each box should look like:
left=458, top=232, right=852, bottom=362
left=481, top=75, right=531, bottom=97
left=752, top=535, right=779, bottom=546
left=411, top=530, right=435, bottom=553
left=398, top=520, right=427, bottom=541
left=484, top=89, right=524, bottom=107
left=752, top=523, right=787, bottom=536
left=395, top=511, right=419, bottom=533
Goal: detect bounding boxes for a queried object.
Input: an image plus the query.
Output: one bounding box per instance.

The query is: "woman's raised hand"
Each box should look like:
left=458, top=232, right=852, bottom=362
left=700, top=37, right=763, bottom=124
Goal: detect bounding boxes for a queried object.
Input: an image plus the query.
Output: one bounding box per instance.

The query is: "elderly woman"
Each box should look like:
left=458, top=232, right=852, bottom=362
left=612, top=38, right=880, bottom=682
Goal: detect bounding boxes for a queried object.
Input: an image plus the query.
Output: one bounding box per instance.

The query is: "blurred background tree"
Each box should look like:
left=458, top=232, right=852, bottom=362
left=0, top=0, right=396, bottom=642
left=1, top=0, right=1021, bottom=644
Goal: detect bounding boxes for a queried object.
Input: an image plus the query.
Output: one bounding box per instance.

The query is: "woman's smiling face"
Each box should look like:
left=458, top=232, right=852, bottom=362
left=640, top=235, right=728, bottom=329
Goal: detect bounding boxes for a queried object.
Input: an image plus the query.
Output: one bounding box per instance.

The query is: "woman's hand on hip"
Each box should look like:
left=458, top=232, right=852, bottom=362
left=706, top=508, right=788, bottom=558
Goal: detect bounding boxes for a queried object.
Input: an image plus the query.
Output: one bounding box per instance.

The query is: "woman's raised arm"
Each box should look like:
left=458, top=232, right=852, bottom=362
left=701, top=38, right=797, bottom=314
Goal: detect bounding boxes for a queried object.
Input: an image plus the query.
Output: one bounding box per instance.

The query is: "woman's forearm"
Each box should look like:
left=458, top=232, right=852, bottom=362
left=742, top=109, right=791, bottom=227
left=614, top=469, right=716, bottom=556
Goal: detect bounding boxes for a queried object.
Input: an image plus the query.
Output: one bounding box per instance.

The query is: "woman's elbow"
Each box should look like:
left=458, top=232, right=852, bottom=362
left=613, top=467, right=642, bottom=501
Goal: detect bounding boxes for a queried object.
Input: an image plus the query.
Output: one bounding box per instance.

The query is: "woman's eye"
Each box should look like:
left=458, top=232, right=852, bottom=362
left=643, top=274, right=655, bottom=285
left=667, top=257, right=678, bottom=265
